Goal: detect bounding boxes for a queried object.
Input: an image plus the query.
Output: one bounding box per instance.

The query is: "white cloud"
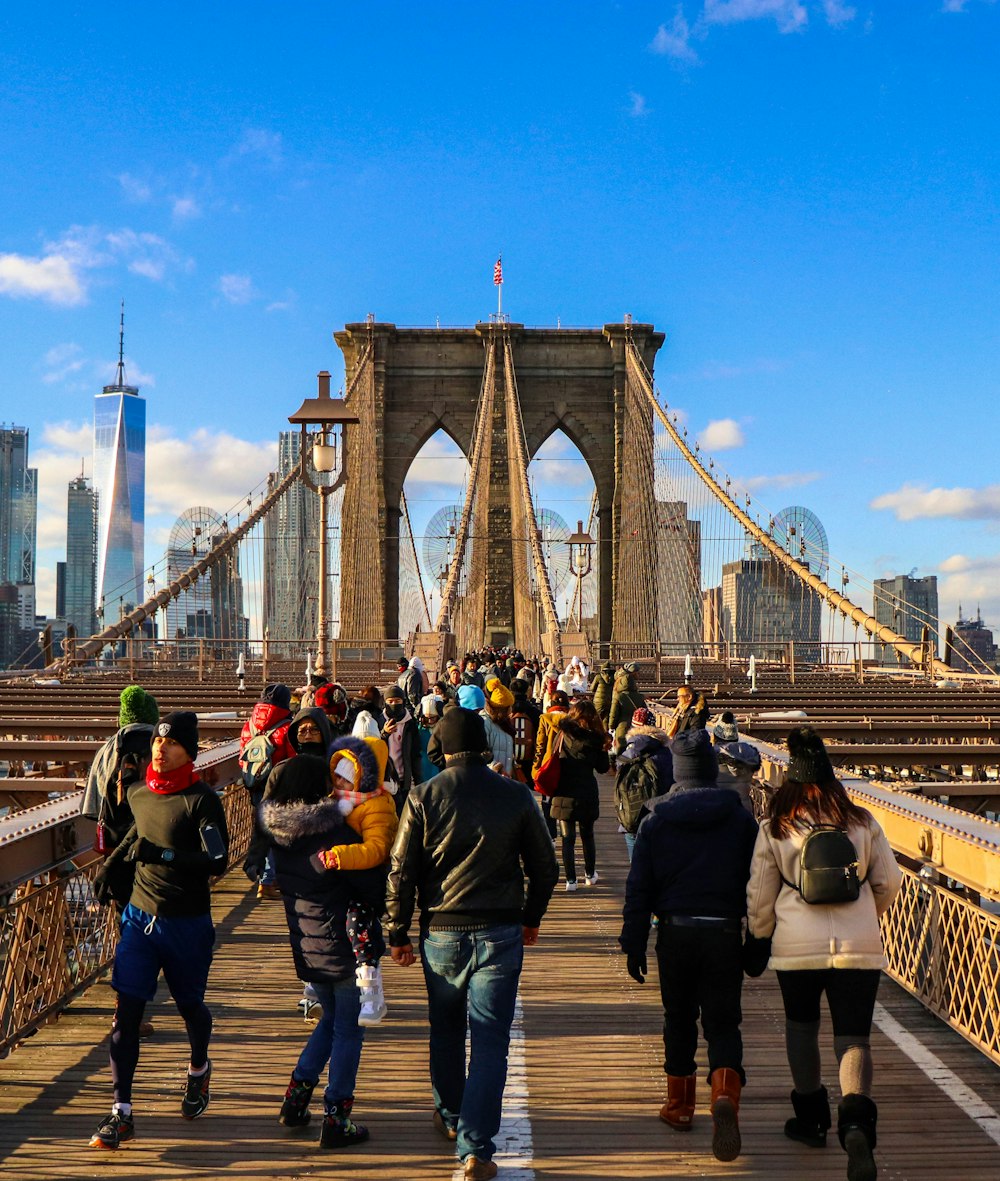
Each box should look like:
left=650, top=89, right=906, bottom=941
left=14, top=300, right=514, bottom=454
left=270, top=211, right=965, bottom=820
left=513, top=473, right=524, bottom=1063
left=628, top=91, right=650, bottom=117
left=405, top=435, right=469, bottom=490
left=738, top=470, right=822, bottom=493
left=698, top=418, right=745, bottom=451
left=870, top=482, right=1000, bottom=522
left=935, top=553, right=1000, bottom=633
left=822, top=0, right=856, bottom=25
left=530, top=433, right=595, bottom=488
left=218, top=273, right=257, bottom=304
left=650, top=8, right=700, bottom=62
left=42, top=342, right=87, bottom=383
left=171, top=196, right=201, bottom=220
left=228, top=128, right=285, bottom=167
left=704, top=0, right=808, bottom=33
left=0, top=251, right=85, bottom=305
left=117, top=172, right=153, bottom=202
left=941, top=0, right=969, bottom=11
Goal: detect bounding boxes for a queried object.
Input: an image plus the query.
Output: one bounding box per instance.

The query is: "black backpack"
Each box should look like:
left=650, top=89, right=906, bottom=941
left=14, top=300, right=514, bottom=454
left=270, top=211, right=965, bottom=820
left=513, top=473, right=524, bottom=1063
left=782, top=826, right=866, bottom=905
left=614, top=752, right=662, bottom=834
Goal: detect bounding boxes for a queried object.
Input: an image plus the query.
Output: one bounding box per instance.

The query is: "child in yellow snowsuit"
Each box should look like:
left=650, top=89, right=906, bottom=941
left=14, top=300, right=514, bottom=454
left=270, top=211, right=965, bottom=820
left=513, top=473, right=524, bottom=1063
left=318, top=734, right=398, bottom=1025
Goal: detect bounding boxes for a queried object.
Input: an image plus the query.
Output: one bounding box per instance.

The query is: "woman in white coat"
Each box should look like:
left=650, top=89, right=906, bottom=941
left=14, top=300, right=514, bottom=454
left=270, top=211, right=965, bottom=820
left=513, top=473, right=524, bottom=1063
left=746, top=728, right=901, bottom=1181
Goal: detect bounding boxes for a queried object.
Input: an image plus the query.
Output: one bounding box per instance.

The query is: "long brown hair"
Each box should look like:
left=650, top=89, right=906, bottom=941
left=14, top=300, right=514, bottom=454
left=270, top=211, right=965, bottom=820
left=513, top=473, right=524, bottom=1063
left=567, top=699, right=606, bottom=736
left=767, top=778, right=870, bottom=838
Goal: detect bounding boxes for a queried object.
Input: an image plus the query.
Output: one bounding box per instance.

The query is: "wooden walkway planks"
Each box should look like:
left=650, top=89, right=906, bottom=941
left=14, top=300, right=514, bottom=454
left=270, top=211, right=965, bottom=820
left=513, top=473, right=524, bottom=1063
left=2, top=778, right=1000, bottom=1180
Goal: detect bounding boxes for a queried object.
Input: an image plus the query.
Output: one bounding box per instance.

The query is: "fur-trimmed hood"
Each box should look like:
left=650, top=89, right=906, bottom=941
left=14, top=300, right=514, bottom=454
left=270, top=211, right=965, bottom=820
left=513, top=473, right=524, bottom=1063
left=625, top=722, right=671, bottom=745
left=259, top=795, right=346, bottom=847
left=329, top=733, right=385, bottom=793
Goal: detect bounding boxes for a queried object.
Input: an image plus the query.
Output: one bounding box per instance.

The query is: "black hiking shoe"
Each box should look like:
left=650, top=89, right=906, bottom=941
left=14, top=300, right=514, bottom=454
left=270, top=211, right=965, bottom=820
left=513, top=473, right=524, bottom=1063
left=89, top=1110, right=135, bottom=1149
left=181, top=1059, right=212, bottom=1119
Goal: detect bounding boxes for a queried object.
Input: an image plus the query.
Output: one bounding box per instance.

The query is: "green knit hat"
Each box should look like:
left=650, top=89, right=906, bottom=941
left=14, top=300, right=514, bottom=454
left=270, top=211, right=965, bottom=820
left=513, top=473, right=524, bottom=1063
left=119, top=684, right=159, bottom=728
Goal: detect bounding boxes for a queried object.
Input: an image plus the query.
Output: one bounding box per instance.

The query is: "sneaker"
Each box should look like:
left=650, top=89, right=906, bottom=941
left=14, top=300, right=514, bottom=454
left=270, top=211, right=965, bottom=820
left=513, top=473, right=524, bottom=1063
left=181, top=1059, right=212, bottom=1119
left=585, top=871, right=600, bottom=886
left=356, top=963, right=387, bottom=1027
left=565, top=880, right=578, bottom=892
left=89, top=1110, right=135, bottom=1150
left=279, top=1074, right=316, bottom=1127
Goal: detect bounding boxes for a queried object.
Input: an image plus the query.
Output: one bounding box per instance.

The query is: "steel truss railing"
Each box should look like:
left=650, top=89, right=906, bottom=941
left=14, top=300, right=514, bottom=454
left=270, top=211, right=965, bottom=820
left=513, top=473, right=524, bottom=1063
left=0, top=782, right=253, bottom=1059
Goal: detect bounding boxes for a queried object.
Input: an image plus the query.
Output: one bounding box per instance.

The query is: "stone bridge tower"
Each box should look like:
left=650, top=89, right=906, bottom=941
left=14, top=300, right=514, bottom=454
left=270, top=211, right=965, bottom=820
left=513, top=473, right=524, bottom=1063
left=334, top=321, right=664, bottom=650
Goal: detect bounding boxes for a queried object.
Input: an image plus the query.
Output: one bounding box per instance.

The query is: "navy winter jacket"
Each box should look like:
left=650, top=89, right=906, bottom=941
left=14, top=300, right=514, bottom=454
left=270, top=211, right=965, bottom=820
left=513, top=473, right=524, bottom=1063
left=620, top=785, right=758, bottom=954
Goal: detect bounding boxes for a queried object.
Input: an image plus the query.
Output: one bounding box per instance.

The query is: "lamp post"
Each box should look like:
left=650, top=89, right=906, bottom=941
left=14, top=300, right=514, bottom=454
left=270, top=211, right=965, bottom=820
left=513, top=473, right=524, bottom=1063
left=565, top=520, right=595, bottom=632
left=289, top=370, right=360, bottom=681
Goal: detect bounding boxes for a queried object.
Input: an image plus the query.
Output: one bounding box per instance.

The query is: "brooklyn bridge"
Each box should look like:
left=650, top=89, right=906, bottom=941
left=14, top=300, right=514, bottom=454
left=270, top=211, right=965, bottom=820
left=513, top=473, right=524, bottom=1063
left=2, top=319, right=999, bottom=1179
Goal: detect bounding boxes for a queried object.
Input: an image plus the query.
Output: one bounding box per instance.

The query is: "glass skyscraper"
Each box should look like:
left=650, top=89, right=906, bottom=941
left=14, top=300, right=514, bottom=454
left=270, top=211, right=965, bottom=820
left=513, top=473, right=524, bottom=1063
left=0, top=425, right=37, bottom=587
left=93, top=322, right=145, bottom=622
left=62, top=474, right=98, bottom=636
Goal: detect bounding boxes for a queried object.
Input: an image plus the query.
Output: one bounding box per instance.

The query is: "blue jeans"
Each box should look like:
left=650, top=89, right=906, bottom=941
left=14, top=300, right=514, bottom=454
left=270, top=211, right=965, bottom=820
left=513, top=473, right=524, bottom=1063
left=293, top=976, right=365, bottom=1107
left=420, top=924, right=523, bottom=1163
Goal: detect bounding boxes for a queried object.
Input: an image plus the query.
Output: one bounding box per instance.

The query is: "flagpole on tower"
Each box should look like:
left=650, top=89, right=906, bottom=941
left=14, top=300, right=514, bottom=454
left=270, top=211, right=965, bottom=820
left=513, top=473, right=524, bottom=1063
left=494, top=254, right=503, bottom=318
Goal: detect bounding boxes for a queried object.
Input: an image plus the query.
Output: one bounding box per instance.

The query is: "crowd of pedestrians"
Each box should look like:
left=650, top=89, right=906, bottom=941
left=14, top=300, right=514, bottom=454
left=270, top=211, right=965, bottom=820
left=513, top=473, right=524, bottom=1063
left=82, top=659, right=900, bottom=1181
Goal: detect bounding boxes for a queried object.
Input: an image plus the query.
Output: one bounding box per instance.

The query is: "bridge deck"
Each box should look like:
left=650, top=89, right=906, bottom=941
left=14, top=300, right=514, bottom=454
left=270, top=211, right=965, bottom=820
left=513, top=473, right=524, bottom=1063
left=2, top=783, right=999, bottom=1180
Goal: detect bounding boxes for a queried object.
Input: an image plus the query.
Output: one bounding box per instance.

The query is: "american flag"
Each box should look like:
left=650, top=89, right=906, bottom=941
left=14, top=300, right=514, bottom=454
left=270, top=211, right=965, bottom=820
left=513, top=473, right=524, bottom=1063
left=493, top=256, right=503, bottom=286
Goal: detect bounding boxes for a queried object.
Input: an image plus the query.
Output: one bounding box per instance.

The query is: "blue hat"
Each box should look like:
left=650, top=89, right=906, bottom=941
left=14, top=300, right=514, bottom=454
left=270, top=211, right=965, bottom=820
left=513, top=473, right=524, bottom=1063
left=670, top=728, right=718, bottom=789
left=457, top=684, right=486, bottom=711
left=719, top=740, right=761, bottom=770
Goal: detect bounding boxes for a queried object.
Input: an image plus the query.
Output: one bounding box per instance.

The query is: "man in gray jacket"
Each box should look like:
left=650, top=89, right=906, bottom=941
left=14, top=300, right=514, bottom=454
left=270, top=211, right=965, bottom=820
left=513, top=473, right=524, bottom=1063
left=387, top=707, right=558, bottom=1181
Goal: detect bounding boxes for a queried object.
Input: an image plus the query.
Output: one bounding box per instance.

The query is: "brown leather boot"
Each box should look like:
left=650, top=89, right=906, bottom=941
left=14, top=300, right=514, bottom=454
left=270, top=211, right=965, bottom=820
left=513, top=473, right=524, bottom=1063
left=709, top=1067, right=742, bottom=1162
left=659, top=1074, right=696, bottom=1130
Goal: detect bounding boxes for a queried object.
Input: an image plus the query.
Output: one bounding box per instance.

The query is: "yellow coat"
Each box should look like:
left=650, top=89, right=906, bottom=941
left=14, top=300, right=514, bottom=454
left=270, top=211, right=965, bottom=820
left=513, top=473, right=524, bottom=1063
left=323, top=792, right=398, bottom=871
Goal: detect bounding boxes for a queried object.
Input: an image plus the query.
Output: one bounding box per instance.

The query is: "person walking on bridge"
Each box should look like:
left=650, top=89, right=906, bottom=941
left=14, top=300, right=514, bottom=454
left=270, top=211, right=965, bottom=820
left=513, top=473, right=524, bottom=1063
left=386, top=707, right=558, bottom=1180
left=746, top=727, right=901, bottom=1181
left=620, top=728, right=757, bottom=1163
left=89, top=712, right=229, bottom=1150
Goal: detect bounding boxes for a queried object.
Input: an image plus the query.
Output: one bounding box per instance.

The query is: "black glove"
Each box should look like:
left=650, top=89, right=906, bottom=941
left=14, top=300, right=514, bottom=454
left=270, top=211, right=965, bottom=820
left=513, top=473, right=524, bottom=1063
left=131, top=837, right=167, bottom=863
left=742, top=933, right=772, bottom=978
left=626, top=951, right=647, bottom=984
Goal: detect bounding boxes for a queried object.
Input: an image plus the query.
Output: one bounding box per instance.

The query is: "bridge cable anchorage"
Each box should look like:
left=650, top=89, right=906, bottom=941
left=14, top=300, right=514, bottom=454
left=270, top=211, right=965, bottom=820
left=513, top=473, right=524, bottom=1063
left=502, top=328, right=563, bottom=665
left=434, top=331, right=497, bottom=638
left=48, top=462, right=306, bottom=675
left=622, top=338, right=953, bottom=677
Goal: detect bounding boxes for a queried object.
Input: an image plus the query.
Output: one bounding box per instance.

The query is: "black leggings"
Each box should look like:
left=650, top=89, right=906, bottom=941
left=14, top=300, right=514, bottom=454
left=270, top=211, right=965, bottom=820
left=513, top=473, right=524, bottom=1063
left=777, top=968, right=881, bottom=1036
left=558, top=819, right=596, bottom=881
left=110, top=993, right=212, bottom=1104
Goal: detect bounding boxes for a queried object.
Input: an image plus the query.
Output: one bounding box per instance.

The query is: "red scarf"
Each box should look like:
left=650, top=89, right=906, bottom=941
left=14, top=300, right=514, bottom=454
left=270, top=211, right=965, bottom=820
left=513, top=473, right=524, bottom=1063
left=146, top=762, right=198, bottom=795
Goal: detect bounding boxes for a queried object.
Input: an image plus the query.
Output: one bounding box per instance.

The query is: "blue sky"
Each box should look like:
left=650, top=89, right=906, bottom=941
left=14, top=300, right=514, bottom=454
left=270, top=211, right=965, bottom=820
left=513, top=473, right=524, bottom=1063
left=2, top=2, right=999, bottom=635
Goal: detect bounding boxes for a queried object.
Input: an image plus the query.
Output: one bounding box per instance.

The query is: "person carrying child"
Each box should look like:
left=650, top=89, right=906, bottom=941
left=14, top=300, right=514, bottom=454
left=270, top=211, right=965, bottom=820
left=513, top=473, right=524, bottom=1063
left=318, top=734, right=399, bottom=1025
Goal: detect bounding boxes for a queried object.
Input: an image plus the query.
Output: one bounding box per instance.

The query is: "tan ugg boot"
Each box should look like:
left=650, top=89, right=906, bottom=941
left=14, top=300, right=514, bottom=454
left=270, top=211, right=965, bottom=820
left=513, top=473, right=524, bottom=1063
left=659, top=1074, right=696, bottom=1130
left=710, top=1067, right=742, bottom=1162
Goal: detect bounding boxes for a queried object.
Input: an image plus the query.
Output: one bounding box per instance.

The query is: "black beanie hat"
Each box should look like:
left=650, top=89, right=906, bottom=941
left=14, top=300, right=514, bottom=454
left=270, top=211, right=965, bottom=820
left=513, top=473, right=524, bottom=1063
left=670, top=728, right=718, bottom=789
left=436, top=707, right=489, bottom=756
left=786, top=727, right=835, bottom=783
left=261, top=682, right=291, bottom=711
left=156, top=711, right=199, bottom=761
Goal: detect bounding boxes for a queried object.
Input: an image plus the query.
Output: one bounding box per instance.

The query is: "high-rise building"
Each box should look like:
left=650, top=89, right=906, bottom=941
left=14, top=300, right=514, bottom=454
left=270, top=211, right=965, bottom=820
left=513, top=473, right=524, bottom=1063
left=61, top=473, right=98, bottom=637
left=263, top=431, right=318, bottom=652
left=93, top=307, right=145, bottom=623
left=0, top=425, right=37, bottom=667
left=655, top=499, right=702, bottom=648
left=0, top=425, right=37, bottom=586
left=947, top=609, right=996, bottom=673
left=720, top=557, right=822, bottom=659
left=873, top=574, right=939, bottom=665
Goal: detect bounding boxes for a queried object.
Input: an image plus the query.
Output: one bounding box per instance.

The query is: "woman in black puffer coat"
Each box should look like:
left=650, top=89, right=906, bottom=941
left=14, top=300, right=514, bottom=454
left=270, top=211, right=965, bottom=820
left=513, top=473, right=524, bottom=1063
left=258, top=755, right=385, bottom=1150
left=550, top=700, right=611, bottom=891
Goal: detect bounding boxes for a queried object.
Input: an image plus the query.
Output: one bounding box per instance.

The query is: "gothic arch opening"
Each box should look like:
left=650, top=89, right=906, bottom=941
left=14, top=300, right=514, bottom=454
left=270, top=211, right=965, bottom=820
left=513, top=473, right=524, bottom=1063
left=527, top=429, right=599, bottom=635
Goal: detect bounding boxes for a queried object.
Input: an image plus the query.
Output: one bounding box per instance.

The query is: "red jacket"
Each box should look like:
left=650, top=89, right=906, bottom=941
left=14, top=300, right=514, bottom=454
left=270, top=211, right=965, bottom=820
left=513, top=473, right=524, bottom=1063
left=239, top=702, right=296, bottom=766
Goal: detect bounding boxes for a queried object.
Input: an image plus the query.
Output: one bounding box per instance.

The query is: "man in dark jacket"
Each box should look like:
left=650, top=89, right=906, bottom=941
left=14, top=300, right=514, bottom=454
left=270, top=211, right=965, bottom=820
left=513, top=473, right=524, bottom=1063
left=240, top=682, right=296, bottom=899
left=620, top=728, right=757, bottom=1164
left=90, top=712, right=229, bottom=1150
left=387, top=708, right=558, bottom=1181
left=381, top=684, right=423, bottom=813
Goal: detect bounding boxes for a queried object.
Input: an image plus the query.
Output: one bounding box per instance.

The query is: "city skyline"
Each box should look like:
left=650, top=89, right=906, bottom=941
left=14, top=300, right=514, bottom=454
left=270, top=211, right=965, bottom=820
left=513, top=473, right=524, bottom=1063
left=4, top=4, right=1000, bottom=635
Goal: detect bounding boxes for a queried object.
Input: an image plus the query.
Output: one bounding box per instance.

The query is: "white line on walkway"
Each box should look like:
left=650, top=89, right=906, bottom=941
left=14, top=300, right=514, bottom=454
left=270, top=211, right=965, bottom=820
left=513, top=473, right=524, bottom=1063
left=873, top=1001, right=1000, bottom=1147
left=452, top=991, right=535, bottom=1180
